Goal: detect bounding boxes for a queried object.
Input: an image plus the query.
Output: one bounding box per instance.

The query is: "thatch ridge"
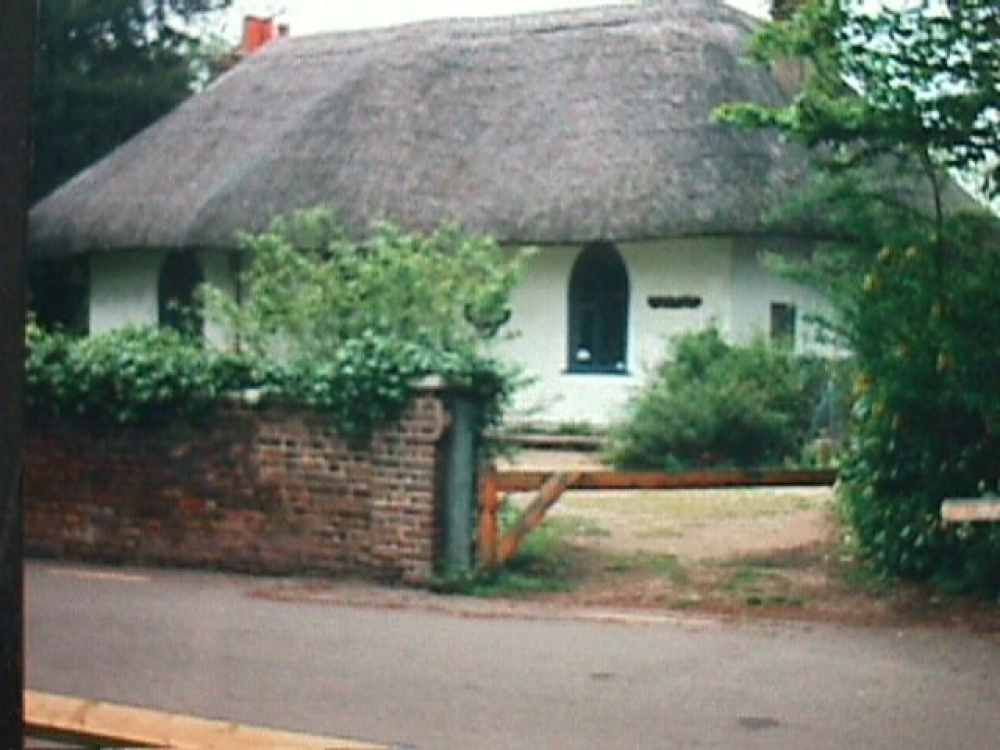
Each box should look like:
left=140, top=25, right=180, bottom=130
left=30, top=0, right=813, bottom=258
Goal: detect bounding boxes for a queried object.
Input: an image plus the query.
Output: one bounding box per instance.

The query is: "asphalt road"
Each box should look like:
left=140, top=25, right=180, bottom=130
left=25, top=562, right=1000, bottom=749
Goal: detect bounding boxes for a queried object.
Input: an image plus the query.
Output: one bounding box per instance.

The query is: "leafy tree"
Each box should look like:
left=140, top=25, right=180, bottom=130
left=717, top=0, right=1000, bottom=591
left=206, top=208, right=526, bottom=362
left=202, top=208, right=528, bottom=433
left=32, top=0, right=232, bottom=202
left=720, top=0, right=999, bottom=206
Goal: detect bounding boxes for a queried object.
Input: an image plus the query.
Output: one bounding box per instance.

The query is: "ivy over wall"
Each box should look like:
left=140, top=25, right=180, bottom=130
left=26, top=212, right=527, bottom=436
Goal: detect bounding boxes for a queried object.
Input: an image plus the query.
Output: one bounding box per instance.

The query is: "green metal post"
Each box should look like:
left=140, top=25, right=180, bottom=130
left=441, top=393, right=481, bottom=575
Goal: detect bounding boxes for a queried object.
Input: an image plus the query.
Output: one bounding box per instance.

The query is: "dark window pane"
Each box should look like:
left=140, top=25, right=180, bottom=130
left=770, top=301, right=796, bottom=348
left=158, top=251, right=204, bottom=338
left=568, top=243, right=629, bottom=373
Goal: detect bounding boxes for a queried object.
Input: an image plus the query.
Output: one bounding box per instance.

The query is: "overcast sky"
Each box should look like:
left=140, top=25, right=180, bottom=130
left=221, top=0, right=770, bottom=39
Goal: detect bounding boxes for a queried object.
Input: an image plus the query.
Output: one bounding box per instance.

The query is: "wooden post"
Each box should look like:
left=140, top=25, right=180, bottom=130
left=0, top=3, right=34, bottom=747
left=477, top=468, right=500, bottom=567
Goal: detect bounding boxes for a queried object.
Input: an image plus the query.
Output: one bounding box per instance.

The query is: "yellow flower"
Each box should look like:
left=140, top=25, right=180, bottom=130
left=936, top=352, right=951, bottom=372
left=863, top=273, right=879, bottom=293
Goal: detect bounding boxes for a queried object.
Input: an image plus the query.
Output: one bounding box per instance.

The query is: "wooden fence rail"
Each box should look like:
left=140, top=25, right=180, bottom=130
left=477, top=467, right=838, bottom=567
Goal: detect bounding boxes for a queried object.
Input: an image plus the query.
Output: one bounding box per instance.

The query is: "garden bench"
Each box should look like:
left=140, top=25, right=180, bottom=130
left=940, top=497, right=1000, bottom=524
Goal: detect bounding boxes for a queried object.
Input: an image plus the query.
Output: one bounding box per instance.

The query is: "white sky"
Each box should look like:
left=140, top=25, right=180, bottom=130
left=222, top=0, right=770, bottom=39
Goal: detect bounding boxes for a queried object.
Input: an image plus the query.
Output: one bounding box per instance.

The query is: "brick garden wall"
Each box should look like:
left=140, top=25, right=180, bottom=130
left=24, top=387, right=455, bottom=584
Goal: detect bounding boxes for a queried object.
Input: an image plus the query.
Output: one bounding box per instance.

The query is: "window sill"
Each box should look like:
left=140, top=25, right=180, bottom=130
left=563, top=367, right=632, bottom=377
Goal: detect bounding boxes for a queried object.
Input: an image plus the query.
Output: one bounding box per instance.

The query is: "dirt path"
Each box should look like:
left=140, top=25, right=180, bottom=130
left=543, top=486, right=834, bottom=561
left=497, top=449, right=1000, bottom=631
left=500, top=448, right=834, bottom=561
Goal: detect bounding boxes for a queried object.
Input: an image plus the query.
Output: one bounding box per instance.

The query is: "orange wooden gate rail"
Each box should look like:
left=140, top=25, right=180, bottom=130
left=477, top=467, right=838, bottom=567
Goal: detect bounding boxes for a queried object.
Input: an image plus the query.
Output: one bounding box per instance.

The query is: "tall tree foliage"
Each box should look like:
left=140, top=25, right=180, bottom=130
left=718, top=1, right=1000, bottom=591
left=726, top=0, right=998, bottom=204
left=32, top=0, right=231, bottom=202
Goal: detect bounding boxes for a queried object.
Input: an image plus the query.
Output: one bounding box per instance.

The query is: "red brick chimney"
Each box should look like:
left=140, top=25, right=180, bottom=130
left=241, top=15, right=278, bottom=55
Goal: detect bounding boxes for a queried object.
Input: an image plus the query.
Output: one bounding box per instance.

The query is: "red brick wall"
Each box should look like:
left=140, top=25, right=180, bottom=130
left=24, top=389, right=452, bottom=584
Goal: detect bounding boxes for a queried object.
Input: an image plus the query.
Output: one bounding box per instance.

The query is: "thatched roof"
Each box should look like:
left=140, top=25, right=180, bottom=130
left=31, top=0, right=813, bottom=259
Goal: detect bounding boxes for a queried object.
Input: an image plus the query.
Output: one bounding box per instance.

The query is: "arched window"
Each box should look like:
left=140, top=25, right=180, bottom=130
left=158, top=251, right=204, bottom=337
left=568, top=242, right=629, bottom=373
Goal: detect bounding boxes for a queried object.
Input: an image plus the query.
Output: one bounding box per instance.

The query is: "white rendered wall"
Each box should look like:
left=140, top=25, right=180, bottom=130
left=498, top=239, right=831, bottom=426
left=89, top=251, right=160, bottom=334
left=88, top=242, right=829, bottom=426
left=728, top=240, right=833, bottom=352
left=200, top=250, right=238, bottom=348
left=89, top=248, right=235, bottom=348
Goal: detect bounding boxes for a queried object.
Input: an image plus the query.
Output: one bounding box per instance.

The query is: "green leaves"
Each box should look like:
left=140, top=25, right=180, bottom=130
left=201, top=208, right=525, bottom=433
left=608, top=329, right=833, bottom=471
left=720, top=0, right=1000, bottom=592
left=24, top=323, right=516, bottom=438
left=717, top=0, right=1000, bottom=201
left=209, top=209, right=525, bottom=364
left=838, top=219, right=1000, bottom=592
left=32, top=0, right=233, bottom=200
left=25, top=325, right=218, bottom=424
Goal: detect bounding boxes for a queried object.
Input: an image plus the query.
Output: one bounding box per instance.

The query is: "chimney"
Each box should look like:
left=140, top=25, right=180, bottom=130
left=241, top=15, right=277, bottom=55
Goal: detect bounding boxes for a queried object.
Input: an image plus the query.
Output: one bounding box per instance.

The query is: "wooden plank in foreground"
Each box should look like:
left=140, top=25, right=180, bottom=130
left=941, top=498, right=1000, bottom=524
left=25, top=691, right=387, bottom=750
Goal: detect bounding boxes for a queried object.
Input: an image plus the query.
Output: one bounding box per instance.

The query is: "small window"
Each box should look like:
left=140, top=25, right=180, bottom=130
left=568, top=242, right=629, bottom=373
left=770, top=302, right=796, bottom=348
left=158, top=251, right=204, bottom=337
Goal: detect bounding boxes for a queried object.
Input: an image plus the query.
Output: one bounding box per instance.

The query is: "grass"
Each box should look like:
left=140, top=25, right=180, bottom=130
left=437, top=485, right=1000, bottom=629
left=444, top=486, right=862, bottom=613
left=603, top=552, right=690, bottom=584
left=546, top=516, right=611, bottom=539
left=433, top=503, right=586, bottom=597
left=713, top=561, right=813, bottom=608
left=448, top=488, right=834, bottom=599
left=633, top=525, right=683, bottom=540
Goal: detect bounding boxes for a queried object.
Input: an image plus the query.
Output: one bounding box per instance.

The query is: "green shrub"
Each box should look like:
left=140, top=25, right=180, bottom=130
left=838, top=216, right=1000, bottom=592
left=607, top=328, right=831, bottom=470
left=712, top=0, right=1000, bottom=594
left=25, top=324, right=514, bottom=437
left=26, top=325, right=220, bottom=424
left=204, top=209, right=527, bottom=363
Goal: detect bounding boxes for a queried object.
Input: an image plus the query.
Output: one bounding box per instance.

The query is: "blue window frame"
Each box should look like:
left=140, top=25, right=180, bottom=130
left=567, top=242, right=629, bottom=374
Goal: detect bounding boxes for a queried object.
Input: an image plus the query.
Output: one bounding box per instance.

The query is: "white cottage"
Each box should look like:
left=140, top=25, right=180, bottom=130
left=29, top=0, right=831, bottom=425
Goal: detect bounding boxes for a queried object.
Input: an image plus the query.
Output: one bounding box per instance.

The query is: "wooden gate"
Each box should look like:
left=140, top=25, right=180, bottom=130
left=477, top=467, right=838, bottom=567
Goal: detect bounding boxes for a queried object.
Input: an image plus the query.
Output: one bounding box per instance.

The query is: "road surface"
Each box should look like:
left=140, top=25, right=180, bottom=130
left=26, top=562, right=1000, bottom=749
